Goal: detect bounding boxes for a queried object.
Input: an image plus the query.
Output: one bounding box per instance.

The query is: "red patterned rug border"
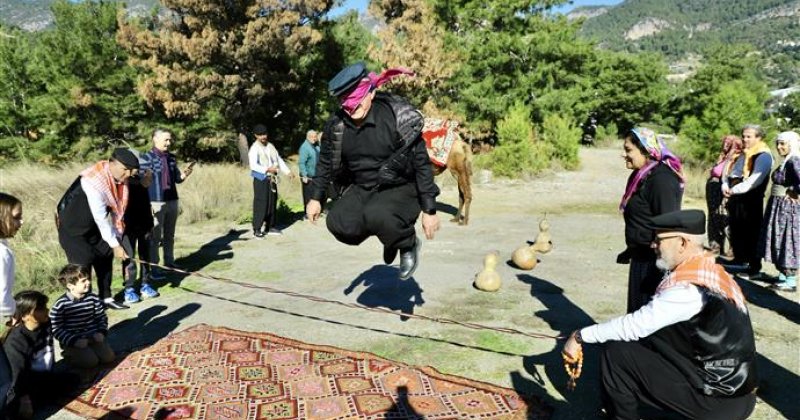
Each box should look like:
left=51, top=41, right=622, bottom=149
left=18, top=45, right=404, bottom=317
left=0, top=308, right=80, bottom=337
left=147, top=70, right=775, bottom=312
left=66, top=323, right=549, bottom=419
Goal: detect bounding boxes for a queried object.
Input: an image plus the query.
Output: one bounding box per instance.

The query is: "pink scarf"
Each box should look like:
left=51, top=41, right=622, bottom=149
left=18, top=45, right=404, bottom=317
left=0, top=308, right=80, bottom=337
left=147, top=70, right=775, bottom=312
left=340, top=68, right=415, bottom=114
left=619, top=128, right=684, bottom=211
left=80, top=161, right=129, bottom=233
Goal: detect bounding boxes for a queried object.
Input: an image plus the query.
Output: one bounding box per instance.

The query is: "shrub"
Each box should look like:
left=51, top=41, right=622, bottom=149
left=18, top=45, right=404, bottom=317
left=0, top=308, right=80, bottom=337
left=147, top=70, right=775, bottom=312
left=538, top=114, right=581, bottom=170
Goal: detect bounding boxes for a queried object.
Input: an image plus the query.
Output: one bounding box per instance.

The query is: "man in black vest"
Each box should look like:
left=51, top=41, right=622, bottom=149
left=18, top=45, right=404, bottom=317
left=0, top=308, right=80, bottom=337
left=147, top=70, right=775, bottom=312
left=562, top=210, right=757, bottom=420
left=56, top=148, right=140, bottom=310
left=305, top=62, right=440, bottom=280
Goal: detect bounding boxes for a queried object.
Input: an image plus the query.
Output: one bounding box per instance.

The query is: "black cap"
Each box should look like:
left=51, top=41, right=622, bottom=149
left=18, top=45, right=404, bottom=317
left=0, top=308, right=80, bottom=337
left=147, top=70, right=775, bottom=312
left=651, top=209, right=705, bottom=235
left=328, top=62, right=368, bottom=97
left=111, top=148, right=140, bottom=170
left=253, top=124, right=268, bottom=135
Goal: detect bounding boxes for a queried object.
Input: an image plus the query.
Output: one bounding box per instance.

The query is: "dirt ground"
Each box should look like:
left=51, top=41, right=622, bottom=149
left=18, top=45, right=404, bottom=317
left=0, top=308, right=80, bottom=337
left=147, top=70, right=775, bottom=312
left=49, top=147, right=797, bottom=419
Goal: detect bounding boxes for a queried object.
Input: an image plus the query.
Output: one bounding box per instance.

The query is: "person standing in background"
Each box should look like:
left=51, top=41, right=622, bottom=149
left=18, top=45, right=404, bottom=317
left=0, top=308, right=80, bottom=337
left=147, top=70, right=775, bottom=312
left=249, top=124, right=292, bottom=238
left=298, top=130, right=320, bottom=217
left=142, top=129, right=193, bottom=279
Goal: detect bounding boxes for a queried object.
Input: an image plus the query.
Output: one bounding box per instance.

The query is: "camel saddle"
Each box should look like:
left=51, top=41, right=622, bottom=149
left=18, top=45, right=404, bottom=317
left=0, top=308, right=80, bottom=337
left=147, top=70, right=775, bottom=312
left=422, top=118, right=459, bottom=168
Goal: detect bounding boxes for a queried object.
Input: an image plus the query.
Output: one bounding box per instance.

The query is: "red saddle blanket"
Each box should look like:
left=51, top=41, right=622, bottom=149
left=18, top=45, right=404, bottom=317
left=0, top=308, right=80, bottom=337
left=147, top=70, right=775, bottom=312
left=422, top=119, right=459, bottom=167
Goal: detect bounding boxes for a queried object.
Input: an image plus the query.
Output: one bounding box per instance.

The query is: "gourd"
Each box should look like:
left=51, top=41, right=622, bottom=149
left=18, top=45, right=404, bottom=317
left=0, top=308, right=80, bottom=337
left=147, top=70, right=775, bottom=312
left=511, top=245, right=538, bottom=270
left=511, top=214, right=552, bottom=270
left=531, top=215, right=553, bottom=254
left=474, top=252, right=502, bottom=292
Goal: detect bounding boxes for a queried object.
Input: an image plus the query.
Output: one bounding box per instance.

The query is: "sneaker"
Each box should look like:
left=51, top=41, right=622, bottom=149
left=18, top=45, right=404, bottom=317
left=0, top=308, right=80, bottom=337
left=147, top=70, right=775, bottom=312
left=254, top=230, right=265, bottom=239
left=267, top=228, right=282, bottom=236
left=104, top=300, right=129, bottom=310
left=123, top=288, right=141, bottom=304
left=769, top=282, right=797, bottom=292
left=140, top=283, right=160, bottom=299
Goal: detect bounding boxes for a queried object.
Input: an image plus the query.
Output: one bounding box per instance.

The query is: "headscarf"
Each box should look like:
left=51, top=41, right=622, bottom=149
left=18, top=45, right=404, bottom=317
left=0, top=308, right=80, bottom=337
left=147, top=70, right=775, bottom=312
left=710, top=135, right=743, bottom=178
left=776, top=131, right=800, bottom=170
left=340, top=68, right=415, bottom=114
left=619, top=127, right=685, bottom=211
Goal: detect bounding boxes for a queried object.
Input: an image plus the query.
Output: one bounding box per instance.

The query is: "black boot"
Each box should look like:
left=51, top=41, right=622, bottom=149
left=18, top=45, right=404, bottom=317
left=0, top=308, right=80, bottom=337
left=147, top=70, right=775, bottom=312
left=383, top=246, right=398, bottom=264
left=398, top=236, right=421, bottom=280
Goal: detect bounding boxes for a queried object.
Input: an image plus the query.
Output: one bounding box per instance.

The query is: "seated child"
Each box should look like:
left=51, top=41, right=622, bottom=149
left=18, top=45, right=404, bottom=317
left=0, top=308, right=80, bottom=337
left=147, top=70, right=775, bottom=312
left=2, top=290, right=55, bottom=419
left=49, top=264, right=115, bottom=369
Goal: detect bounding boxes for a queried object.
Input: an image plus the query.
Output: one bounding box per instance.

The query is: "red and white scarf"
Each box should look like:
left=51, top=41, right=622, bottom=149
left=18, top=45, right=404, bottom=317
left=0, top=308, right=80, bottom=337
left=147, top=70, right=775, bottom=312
left=80, top=161, right=129, bottom=233
left=657, top=254, right=747, bottom=313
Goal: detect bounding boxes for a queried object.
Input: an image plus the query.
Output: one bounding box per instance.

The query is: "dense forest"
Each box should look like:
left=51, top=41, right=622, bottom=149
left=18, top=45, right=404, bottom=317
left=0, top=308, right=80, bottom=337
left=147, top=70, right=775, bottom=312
left=0, top=0, right=796, bottom=173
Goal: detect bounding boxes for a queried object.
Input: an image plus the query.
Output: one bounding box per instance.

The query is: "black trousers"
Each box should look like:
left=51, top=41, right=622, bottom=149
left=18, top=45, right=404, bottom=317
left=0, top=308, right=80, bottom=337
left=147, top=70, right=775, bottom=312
left=58, top=230, right=113, bottom=300
left=627, top=256, right=661, bottom=313
left=601, top=341, right=755, bottom=420
left=121, top=231, right=151, bottom=288
left=728, top=193, right=764, bottom=272
left=326, top=183, right=421, bottom=252
left=253, top=177, right=278, bottom=232
left=302, top=180, right=312, bottom=209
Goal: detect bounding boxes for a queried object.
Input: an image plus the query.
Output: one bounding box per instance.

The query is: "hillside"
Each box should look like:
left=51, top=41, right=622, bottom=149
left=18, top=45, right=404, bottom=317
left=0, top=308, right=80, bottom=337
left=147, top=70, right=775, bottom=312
left=574, top=0, right=800, bottom=87
left=0, top=0, right=157, bottom=30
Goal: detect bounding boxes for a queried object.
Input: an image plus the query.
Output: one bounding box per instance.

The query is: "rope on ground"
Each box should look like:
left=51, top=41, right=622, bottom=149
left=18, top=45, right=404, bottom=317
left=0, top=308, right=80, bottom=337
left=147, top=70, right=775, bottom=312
left=135, top=259, right=564, bottom=341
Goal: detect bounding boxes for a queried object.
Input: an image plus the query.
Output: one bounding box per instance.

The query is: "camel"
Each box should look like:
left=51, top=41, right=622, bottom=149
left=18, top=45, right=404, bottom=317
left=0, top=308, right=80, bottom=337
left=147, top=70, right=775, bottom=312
left=431, top=135, right=473, bottom=225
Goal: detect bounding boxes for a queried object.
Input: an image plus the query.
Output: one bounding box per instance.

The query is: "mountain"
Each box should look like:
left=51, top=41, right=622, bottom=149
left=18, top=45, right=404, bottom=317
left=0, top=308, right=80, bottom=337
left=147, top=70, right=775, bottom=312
left=571, top=0, right=800, bottom=87
left=0, top=0, right=158, bottom=31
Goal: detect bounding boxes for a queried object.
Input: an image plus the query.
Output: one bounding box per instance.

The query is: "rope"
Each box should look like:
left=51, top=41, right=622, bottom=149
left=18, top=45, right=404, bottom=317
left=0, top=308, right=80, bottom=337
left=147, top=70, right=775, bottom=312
left=134, top=259, right=564, bottom=341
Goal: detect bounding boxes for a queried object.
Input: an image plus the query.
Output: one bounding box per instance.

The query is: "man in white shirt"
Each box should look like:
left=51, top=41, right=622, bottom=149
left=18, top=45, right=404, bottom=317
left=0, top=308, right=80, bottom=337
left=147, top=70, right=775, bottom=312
left=248, top=124, right=292, bottom=238
left=56, top=148, right=140, bottom=310
left=563, top=209, right=757, bottom=420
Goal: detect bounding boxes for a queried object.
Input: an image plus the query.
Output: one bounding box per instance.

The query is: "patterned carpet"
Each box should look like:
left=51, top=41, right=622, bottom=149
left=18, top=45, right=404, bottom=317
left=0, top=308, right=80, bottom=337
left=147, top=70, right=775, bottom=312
left=66, top=324, right=550, bottom=419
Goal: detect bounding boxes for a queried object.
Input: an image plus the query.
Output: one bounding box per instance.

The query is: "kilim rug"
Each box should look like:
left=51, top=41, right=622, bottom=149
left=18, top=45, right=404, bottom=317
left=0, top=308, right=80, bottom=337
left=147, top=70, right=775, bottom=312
left=66, top=324, right=551, bottom=419
left=422, top=118, right=459, bottom=168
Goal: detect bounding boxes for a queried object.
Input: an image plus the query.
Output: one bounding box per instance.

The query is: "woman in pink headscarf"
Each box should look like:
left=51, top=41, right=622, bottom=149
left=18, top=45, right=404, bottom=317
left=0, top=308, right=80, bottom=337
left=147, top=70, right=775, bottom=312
left=618, top=127, right=684, bottom=312
left=706, top=135, right=743, bottom=258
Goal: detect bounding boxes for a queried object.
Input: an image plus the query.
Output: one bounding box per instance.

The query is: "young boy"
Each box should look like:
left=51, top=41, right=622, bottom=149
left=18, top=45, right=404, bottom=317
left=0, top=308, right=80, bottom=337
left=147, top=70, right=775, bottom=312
left=49, top=264, right=115, bottom=369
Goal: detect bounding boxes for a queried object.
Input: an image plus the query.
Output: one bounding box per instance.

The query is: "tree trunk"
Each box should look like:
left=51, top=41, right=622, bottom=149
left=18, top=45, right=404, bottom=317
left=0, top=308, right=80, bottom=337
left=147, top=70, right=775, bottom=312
left=237, top=132, right=249, bottom=166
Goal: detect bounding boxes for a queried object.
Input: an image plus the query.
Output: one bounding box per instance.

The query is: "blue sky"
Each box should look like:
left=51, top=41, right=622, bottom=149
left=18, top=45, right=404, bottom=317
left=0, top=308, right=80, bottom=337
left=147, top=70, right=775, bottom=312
left=329, top=0, right=624, bottom=18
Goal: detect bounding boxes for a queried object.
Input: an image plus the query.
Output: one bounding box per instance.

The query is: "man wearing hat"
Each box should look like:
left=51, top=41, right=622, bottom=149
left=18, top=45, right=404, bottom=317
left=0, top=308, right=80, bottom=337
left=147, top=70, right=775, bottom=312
left=562, top=209, right=757, bottom=419
left=305, top=62, right=440, bottom=280
left=56, top=148, right=141, bottom=310
left=249, top=124, right=291, bottom=238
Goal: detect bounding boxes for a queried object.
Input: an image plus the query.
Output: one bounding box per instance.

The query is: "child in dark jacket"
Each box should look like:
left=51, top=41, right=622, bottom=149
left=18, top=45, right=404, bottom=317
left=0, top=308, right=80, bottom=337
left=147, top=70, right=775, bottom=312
left=121, top=166, right=160, bottom=304
left=2, top=291, right=55, bottom=419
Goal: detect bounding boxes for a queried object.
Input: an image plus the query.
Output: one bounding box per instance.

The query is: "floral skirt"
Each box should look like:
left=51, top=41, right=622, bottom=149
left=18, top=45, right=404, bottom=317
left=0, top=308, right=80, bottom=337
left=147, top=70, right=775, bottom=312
left=760, top=195, right=800, bottom=270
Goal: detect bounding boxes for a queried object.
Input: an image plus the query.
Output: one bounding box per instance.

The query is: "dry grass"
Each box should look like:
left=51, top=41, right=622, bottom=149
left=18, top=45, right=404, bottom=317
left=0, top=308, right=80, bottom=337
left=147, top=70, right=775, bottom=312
left=0, top=159, right=305, bottom=299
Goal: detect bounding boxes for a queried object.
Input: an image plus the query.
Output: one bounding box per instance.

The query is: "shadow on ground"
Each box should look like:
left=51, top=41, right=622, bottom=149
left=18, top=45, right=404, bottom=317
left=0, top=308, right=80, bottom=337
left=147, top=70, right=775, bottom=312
left=344, top=265, right=425, bottom=321
left=510, top=274, right=599, bottom=419
left=735, top=277, right=800, bottom=324
left=35, top=303, right=200, bottom=419
left=157, top=229, right=247, bottom=288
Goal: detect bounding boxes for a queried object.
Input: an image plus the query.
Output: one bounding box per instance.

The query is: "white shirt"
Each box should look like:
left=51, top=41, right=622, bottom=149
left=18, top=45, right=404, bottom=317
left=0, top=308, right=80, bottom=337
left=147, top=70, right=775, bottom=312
left=580, top=283, right=705, bottom=343
left=0, top=239, right=15, bottom=317
left=723, top=153, right=773, bottom=195
left=249, top=141, right=290, bottom=176
left=80, top=177, right=121, bottom=248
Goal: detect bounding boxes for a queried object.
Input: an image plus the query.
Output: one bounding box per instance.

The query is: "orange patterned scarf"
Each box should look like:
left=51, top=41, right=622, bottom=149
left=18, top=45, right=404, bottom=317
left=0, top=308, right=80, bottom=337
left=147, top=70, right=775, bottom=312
left=80, top=161, right=129, bottom=234
left=657, top=254, right=747, bottom=313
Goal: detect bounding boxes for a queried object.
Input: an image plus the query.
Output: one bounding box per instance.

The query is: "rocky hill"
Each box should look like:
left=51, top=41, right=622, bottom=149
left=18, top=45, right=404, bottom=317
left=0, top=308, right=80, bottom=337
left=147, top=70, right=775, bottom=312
left=571, top=0, right=800, bottom=87
left=0, top=0, right=157, bottom=30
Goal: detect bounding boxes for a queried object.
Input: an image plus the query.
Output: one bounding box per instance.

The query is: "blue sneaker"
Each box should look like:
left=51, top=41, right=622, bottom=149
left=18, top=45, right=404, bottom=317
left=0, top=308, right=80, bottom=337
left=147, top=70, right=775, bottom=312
left=123, top=287, right=141, bottom=304
left=140, top=283, right=160, bottom=299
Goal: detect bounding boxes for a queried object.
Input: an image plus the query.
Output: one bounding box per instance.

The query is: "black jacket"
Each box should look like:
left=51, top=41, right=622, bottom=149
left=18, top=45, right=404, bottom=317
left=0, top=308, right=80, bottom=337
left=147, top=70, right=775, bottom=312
left=645, top=292, right=757, bottom=397
left=623, top=163, right=683, bottom=259
left=311, top=92, right=439, bottom=213
left=3, top=324, right=53, bottom=403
